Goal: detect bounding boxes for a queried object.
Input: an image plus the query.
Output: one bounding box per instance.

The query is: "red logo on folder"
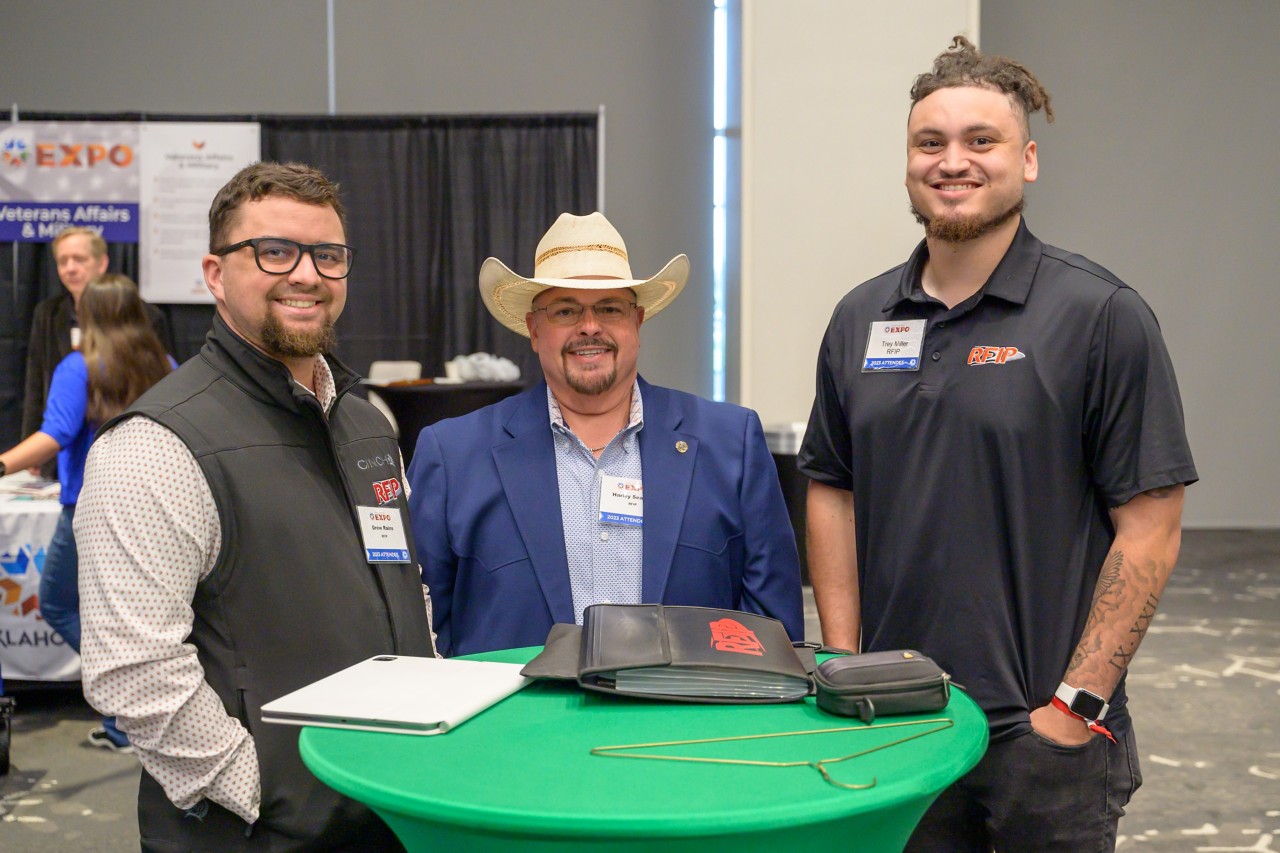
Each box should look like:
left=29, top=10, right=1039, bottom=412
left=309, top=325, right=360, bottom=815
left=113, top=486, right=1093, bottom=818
left=709, top=619, right=765, bottom=656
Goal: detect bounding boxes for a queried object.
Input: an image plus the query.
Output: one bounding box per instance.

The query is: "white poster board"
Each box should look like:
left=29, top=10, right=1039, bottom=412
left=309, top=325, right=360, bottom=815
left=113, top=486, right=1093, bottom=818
left=139, top=122, right=261, bottom=303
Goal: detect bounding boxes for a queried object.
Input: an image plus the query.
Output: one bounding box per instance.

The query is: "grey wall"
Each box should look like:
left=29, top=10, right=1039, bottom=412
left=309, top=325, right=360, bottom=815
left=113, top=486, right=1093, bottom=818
left=1, top=0, right=714, bottom=397
left=739, top=0, right=975, bottom=427
left=981, top=0, right=1279, bottom=527
left=5, top=1, right=1274, bottom=525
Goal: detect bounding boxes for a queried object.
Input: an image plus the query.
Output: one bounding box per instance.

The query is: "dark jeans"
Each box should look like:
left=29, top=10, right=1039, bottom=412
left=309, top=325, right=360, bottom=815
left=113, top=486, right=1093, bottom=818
left=39, top=504, right=81, bottom=650
left=906, top=718, right=1142, bottom=853
left=39, top=504, right=127, bottom=745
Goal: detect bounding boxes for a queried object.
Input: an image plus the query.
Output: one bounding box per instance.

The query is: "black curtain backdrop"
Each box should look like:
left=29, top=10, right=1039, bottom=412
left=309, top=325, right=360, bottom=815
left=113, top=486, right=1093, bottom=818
left=0, top=112, right=596, bottom=449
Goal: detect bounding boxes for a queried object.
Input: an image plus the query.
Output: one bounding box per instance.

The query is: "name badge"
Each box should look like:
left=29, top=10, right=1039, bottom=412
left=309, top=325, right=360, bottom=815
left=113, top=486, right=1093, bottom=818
left=356, top=505, right=411, bottom=563
left=863, top=319, right=926, bottom=372
left=599, top=473, right=643, bottom=526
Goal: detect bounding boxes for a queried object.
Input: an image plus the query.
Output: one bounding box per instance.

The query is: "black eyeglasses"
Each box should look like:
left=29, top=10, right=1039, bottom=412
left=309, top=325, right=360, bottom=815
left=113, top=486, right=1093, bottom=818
left=530, top=299, right=638, bottom=326
left=213, top=237, right=355, bottom=279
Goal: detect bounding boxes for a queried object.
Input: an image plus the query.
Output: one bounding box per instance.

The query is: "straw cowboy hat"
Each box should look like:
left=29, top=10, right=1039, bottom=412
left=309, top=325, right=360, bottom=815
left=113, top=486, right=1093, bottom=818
left=479, top=211, right=689, bottom=337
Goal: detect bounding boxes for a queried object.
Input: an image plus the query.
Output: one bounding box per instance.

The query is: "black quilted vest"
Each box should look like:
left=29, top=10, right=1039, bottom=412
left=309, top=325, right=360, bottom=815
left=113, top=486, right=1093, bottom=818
left=112, top=314, right=433, bottom=851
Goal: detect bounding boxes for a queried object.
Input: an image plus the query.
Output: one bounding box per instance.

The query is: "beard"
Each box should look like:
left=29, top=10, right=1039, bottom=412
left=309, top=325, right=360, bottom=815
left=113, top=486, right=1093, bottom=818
left=261, top=311, right=337, bottom=358
left=912, top=197, right=1025, bottom=244
left=561, top=335, right=618, bottom=396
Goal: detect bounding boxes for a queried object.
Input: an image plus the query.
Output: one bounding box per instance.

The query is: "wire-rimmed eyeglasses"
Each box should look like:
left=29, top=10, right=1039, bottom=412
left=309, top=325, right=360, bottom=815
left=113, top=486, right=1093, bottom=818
left=213, top=237, right=355, bottom=279
left=530, top=299, right=638, bottom=326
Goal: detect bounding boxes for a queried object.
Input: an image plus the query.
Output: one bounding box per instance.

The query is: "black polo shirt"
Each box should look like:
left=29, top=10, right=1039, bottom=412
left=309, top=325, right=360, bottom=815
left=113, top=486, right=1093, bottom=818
left=798, top=220, right=1197, bottom=741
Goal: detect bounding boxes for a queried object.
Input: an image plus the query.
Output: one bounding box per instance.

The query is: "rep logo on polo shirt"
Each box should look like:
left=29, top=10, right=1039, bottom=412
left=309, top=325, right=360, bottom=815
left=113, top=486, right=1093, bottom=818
left=967, top=345, right=1025, bottom=365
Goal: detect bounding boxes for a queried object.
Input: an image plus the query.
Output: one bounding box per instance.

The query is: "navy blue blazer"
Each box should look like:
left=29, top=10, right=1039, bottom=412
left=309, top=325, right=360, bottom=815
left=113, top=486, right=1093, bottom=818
left=407, top=377, right=803, bottom=656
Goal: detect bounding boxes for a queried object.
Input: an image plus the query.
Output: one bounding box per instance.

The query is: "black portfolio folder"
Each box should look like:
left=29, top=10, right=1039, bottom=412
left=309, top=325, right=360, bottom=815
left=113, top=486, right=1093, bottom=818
left=521, top=604, right=811, bottom=704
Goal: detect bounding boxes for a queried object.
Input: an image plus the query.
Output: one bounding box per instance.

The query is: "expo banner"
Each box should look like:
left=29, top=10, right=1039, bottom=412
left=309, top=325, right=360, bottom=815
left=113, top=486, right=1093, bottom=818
left=0, top=121, right=140, bottom=242
left=0, top=120, right=260, bottom=303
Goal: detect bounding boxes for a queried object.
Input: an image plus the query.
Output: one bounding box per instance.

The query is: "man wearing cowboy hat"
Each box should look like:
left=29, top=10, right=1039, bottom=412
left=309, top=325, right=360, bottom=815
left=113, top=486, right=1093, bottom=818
left=407, top=212, right=803, bottom=656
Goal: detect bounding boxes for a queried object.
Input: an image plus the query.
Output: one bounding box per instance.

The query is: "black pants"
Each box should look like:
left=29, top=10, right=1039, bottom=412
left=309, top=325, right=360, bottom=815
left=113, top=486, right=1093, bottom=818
left=906, top=720, right=1142, bottom=853
left=137, top=771, right=405, bottom=853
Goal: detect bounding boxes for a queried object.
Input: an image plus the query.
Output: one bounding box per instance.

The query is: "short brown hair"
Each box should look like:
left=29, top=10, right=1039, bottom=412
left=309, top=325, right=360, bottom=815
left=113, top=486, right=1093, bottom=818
left=910, top=36, right=1054, bottom=135
left=207, top=161, right=347, bottom=251
left=51, top=226, right=107, bottom=258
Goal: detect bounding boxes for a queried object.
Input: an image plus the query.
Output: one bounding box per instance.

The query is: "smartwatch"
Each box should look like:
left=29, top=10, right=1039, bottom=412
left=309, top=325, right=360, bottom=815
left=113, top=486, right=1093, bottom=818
left=1054, top=682, right=1109, bottom=722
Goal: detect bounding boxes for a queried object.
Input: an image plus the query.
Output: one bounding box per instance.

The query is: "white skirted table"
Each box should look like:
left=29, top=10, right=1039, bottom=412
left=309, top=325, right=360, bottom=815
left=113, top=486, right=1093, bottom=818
left=0, top=473, right=80, bottom=682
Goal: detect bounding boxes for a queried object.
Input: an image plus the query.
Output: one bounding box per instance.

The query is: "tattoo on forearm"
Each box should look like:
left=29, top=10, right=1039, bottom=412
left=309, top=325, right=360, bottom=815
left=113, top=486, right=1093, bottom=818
left=1109, top=592, right=1160, bottom=671
left=1067, top=550, right=1126, bottom=678
left=1067, top=643, right=1093, bottom=676
left=1067, top=542, right=1172, bottom=682
left=1093, top=551, right=1123, bottom=602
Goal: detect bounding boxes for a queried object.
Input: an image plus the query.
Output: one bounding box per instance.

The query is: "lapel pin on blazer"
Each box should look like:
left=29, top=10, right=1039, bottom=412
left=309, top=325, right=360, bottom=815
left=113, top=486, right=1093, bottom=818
left=675, top=441, right=688, bottom=454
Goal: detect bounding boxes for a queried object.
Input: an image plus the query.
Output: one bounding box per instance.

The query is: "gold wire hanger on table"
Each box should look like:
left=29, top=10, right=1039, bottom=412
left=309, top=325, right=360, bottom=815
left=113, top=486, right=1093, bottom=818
left=590, top=717, right=955, bottom=790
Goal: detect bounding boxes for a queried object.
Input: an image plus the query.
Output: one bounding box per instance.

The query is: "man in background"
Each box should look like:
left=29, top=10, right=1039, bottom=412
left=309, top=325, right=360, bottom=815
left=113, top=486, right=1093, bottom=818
left=22, top=226, right=171, bottom=477
left=409, top=212, right=803, bottom=656
left=800, top=37, right=1196, bottom=849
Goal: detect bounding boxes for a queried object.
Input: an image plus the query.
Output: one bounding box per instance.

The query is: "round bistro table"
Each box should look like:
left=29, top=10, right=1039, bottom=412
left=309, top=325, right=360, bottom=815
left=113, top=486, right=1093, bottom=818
left=299, top=647, right=988, bottom=852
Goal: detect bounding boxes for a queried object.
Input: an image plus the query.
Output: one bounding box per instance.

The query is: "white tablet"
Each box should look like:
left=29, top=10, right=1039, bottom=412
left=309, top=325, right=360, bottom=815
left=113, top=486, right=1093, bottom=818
left=260, top=655, right=529, bottom=736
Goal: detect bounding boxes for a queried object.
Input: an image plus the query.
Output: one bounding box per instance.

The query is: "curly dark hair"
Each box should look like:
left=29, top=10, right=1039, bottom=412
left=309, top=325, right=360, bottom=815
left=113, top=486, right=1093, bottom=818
left=910, top=36, right=1054, bottom=135
left=208, top=161, right=347, bottom=252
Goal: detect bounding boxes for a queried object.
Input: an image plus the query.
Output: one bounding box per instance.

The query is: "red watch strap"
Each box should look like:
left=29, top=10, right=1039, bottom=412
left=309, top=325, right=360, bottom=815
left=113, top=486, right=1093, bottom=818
left=1051, top=696, right=1116, bottom=743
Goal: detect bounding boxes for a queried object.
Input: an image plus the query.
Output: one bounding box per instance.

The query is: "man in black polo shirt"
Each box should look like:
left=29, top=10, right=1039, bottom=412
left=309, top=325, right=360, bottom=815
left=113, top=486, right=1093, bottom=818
left=799, top=37, right=1197, bottom=850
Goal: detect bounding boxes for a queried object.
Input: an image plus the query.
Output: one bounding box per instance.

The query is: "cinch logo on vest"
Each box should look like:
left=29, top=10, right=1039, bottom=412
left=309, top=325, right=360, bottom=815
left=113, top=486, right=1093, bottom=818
left=357, top=454, right=395, bottom=470
left=709, top=618, right=765, bottom=656
left=372, top=477, right=401, bottom=505
left=967, top=345, right=1025, bottom=365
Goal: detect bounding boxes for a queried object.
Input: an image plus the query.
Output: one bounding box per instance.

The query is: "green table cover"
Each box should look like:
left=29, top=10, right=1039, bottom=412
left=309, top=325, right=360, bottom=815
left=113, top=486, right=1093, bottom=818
left=299, top=647, right=988, bottom=852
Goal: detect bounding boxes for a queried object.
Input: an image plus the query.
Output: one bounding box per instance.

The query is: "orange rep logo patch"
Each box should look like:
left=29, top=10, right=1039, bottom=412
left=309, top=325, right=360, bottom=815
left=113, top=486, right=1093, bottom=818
left=967, top=345, right=1025, bottom=365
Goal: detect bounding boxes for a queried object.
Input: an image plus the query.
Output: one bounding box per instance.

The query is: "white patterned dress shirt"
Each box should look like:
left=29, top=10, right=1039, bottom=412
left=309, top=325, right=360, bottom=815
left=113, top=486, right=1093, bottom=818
left=76, top=356, right=432, bottom=823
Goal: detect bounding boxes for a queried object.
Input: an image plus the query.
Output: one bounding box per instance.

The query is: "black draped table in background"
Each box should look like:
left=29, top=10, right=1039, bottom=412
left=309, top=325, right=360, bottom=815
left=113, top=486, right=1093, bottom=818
left=368, top=381, right=525, bottom=464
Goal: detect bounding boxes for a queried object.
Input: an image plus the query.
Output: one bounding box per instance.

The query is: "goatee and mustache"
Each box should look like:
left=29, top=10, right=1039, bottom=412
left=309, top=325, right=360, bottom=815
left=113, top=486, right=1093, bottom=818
left=562, top=335, right=618, bottom=396
left=912, top=198, right=1024, bottom=244
left=261, top=311, right=337, bottom=358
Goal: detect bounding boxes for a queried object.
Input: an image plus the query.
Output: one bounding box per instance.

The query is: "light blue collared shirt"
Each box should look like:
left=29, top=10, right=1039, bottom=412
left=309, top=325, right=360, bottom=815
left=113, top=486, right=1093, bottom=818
left=548, top=382, right=645, bottom=624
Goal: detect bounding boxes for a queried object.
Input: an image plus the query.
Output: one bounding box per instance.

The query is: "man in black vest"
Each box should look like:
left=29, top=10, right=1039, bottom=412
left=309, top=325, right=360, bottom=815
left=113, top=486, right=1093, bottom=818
left=76, top=162, right=435, bottom=851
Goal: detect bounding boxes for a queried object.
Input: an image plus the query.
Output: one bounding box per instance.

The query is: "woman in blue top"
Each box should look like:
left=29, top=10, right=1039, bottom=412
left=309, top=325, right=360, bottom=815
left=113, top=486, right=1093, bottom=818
left=0, top=274, right=173, bottom=751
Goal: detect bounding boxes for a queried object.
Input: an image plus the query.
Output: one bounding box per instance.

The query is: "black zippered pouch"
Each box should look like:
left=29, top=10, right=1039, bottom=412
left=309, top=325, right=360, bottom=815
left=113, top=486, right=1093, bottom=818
left=813, top=650, right=951, bottom=723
